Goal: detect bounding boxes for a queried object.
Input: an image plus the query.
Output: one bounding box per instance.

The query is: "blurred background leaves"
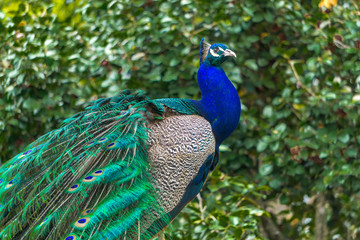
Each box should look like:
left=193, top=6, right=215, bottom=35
left=1, top=0, right=360, bottom=239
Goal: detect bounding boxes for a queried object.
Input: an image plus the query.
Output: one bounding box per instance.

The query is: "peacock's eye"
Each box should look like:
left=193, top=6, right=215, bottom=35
left=213, top=47, right=219, bottom=52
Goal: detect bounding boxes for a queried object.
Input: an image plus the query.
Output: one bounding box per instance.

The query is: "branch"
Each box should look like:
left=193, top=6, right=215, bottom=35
left=288, top=59, right=315, bottom=96
left=197, top=193, right=206, bottom=221
left=260, top=214, right=286, bottom=240
left=257, top=200, right=286, bottom=240
left=315, top=193, right=329, bottom=240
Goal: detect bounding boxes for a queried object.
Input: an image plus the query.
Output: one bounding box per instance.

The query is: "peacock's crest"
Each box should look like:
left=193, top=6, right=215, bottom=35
left=199, top=38, right=211, bottom=65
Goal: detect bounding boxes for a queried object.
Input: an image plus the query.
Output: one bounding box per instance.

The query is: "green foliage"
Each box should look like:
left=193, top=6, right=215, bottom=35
left=168, top=170, right=268, bottom=239
left=1, top=0, right=360, bottom=239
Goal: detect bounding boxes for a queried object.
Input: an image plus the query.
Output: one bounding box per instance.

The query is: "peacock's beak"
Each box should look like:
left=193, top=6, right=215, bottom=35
left=224, top=49, right=237, bottom=58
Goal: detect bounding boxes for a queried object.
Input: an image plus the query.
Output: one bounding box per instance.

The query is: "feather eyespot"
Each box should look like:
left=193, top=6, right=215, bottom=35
left=81, top=208, right=96, bottom=216
left=82, top=176, right=96, bottom=183
left=39, top=217, right=49, bottom=226
left=120, top=110, right=129, bottom=118
left=64, top=233, right=79, bottom=240
left=107, top=142, right=116, bottom=149
left=74, top=217, right=90, bottom=228
left=98, top=137, right=108, bottom=143
left=19, top=149, right=32, bottom=159
left=84, top=141, right=95, bottom=148
left=0, top=179, right=3, bottom=184
left=68, top=184, right=80, bottom=192
left=5, top=180, right=14, bottom=189
left=92, top=170, right=103, bottom=176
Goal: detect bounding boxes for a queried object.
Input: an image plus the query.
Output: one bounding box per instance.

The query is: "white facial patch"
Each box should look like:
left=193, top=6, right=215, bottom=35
left=210, top=49, right=220, bottom=57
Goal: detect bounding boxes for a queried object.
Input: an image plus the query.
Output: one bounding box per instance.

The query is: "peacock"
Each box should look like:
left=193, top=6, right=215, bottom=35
left=0, top=39, right=240, bottom=239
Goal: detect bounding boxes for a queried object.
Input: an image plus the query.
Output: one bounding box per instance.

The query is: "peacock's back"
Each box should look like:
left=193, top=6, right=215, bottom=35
left=0, top=90, right=216, bottom=239
left=148, top=114, right=215, bottom=219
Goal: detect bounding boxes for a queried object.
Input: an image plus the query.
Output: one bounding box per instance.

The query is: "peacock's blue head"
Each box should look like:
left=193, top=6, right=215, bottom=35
left=199, top=39, right=236, bottom=66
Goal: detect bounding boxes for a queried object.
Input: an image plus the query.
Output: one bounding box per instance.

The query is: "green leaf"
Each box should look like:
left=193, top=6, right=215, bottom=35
left=269, top=179, right=281, bottom=189
left=244, top=59, right=258, bottom=71
left=338, top=132, right=350, bottom=144
left=275, top=123, right=287, bottom=134
left=131, top=52, right=146, bottom=61
left=8, top=70, right=19, bottom=78
left=23, top=99, right=40, bottom=110
left=345, top=148, right=357, bottom=158
left=260, top=164, right=273, bottom=176
left=256, top=140, right=268, bottom=152
left=262, top=106, right=273, bottom=118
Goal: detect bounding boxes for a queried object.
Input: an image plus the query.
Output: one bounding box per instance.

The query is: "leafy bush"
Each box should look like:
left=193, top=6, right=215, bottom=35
left=1, top=0, right=360, bottom=239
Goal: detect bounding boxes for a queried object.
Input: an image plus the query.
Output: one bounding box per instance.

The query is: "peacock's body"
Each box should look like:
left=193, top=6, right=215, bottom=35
left=0, top=39, right=240, bottom=239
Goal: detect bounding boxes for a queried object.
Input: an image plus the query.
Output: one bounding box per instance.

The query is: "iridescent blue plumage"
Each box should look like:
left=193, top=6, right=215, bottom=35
left=196, top=61, right=241, bottom=145
left=0, top=39, right=240, bottom=239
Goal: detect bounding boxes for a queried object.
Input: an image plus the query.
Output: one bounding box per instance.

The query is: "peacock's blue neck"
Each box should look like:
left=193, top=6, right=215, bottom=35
left=193, top=63, right=241, bottom=146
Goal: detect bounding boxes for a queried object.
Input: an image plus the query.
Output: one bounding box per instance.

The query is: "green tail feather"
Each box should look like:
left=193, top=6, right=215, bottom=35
left=0, top=90, right=174, bottom=239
